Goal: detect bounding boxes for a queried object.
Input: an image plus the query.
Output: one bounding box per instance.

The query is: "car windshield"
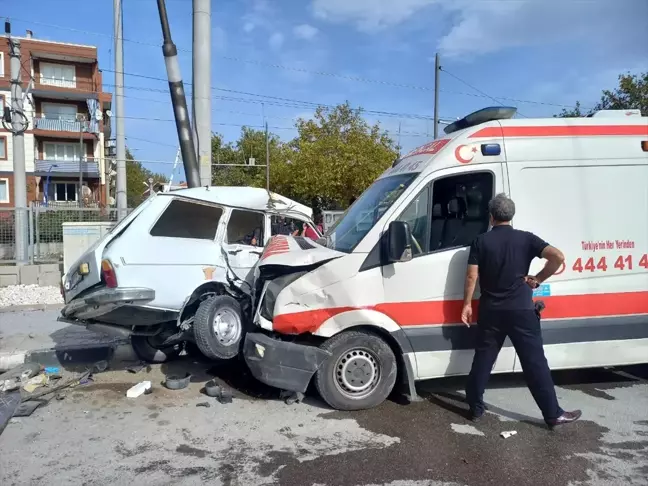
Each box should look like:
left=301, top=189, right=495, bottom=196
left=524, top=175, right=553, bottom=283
left=325, top=173, right=418, bottom=253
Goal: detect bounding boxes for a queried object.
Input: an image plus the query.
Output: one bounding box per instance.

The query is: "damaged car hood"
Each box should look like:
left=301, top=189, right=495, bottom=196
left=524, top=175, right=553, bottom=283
left=257, top=235, right=345, bottom=269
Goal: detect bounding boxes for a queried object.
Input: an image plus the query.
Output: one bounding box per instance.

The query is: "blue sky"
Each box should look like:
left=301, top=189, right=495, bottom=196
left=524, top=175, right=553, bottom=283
left=6, top=0, right=648, bottom=180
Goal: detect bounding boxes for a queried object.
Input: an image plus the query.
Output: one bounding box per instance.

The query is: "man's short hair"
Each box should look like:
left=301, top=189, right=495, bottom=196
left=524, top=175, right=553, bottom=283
left=488, top=193, right=516, bottom=222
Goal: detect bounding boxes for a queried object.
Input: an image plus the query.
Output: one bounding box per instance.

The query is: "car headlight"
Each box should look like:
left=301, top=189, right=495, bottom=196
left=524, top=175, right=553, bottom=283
left=260, top=271, right=308, bottom=321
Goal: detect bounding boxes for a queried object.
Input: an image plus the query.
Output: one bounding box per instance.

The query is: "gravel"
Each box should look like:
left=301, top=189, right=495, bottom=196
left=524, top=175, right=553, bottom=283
left=0, top=285, right=63, bottom=308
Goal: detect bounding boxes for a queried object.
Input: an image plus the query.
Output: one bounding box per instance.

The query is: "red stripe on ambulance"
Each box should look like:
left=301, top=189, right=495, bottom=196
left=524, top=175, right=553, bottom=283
left=272, top=290, right=648, bottom=335
left=469, top=125, right=648, bottom=138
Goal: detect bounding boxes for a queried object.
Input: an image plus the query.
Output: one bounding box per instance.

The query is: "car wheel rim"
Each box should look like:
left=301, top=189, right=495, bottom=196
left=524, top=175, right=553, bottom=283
left=212, top=308, right=242, bottom=346
left=334, top=348, right=380, bottom=399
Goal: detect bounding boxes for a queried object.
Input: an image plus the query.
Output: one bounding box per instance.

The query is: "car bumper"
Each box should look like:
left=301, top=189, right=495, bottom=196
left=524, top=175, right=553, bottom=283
left=61, top=287, right=155, bottom=321
left=243, top=332, right=331, bottom=393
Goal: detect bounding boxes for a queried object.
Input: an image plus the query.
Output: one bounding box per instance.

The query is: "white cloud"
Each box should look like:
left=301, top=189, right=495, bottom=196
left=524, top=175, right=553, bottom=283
left=293, top=24, right=319, bottom=40
left=269, top=32, right=285, bottom=50
left=243, top=22, right=256, bottom=33
left=312, top=0, right=438, bottom=32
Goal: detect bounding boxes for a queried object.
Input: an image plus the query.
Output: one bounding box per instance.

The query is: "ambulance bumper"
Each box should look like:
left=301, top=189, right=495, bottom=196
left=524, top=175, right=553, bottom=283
left=243, top=332, right=331, bottom=393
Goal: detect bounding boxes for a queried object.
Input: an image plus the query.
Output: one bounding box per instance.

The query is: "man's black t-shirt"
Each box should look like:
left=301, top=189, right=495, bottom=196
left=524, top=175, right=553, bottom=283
left=468, top=225, right=549, bottom=310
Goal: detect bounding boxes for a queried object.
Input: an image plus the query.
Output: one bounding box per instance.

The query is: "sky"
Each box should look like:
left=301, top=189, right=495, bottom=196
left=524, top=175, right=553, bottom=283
left=5, top=0, right=648, bottom=180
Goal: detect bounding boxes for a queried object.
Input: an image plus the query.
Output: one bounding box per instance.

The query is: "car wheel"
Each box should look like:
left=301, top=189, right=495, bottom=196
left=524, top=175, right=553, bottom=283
left=131, top=334, right=182, bottom=364
left=193, top=295, right=243, bottom=360
left=314, top=330, right=397, bottom=411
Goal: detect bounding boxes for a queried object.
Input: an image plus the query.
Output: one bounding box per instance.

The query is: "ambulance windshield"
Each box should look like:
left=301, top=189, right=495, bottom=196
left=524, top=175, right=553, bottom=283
left=325, top=173, right=417, bottom=253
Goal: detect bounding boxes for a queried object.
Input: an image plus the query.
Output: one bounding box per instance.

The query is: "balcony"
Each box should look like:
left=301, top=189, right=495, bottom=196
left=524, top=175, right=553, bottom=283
left=32, top=115, right=100, bottom=137
left=34, top=158, right=100, bottom=178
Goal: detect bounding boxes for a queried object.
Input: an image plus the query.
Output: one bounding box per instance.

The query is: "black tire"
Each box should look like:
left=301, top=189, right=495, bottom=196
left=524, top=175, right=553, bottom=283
left=314, top=330, right=397, bottom=411
left=131, top=335, right=181, bottom=364
left=193, top=295, right=243, bottom=360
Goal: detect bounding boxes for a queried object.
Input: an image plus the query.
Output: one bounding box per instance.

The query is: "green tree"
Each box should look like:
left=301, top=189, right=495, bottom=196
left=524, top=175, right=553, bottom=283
left=125, top=148, right=167, bottom=207
left=557, top=72, right=647, bottom=117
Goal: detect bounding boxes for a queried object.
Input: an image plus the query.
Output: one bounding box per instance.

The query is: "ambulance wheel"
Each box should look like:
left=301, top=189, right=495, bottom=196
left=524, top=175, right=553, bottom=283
left=314, top=330, right=397, bottom=411
left=193, top=295, right=243, bottom=360
left=131, top=334, right=181, bottom=364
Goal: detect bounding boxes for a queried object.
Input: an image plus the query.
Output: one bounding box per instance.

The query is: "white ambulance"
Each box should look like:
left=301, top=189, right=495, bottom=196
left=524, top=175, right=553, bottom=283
left=243, top=107, right=648, bottom=411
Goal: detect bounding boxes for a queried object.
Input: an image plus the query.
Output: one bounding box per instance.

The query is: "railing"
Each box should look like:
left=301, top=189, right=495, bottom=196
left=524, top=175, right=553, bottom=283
left=0, top=205, right=132, bottom=264
left=34, top=158, right=100, bottom=177
left=34, top=77, right=98, bottom=93
left=33, top=115, right=99, bottom=134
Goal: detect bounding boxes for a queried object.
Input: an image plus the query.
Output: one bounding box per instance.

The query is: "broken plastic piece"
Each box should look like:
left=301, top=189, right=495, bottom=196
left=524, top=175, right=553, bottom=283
left=1, top=380, right=19, bottom=392
left=23, top=374, right=49, bottom=393
left=204, top=380, right=221, bottom=397
left=44, top=367, right=60, bottom=375
left=218, top=389, right=233, bottom=404
left=126, top=381, right=152, bottom=398
left=500, top=430, right=517, bottom=439
left=164, top=373, right=191, bottom=390
left=196, top=402, right=211, bottom=408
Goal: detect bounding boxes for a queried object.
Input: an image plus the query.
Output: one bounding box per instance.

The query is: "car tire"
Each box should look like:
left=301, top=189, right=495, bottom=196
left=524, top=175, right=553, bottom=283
left=193, top=295, right=243, bottom=360
left=131, top=335, right=181, bottom=364
left=314, top=330, right=397, bottom=411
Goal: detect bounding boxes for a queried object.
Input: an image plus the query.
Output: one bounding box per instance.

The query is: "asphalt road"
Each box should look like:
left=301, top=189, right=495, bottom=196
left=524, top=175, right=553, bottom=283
left=1, top=357, right=647, bottom=486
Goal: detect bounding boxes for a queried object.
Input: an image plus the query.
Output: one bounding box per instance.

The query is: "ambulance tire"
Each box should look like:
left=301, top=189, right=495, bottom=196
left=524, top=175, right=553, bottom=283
left=193, top=295, right=243, bottom=360
left=315, top=330, right=397, bottom=411
left=131, top=335, right=181, bottom=364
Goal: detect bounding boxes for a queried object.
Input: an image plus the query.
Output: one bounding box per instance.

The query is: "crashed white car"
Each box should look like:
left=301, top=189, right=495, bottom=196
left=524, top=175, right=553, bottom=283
left=59, top=186, right=319, bottom=363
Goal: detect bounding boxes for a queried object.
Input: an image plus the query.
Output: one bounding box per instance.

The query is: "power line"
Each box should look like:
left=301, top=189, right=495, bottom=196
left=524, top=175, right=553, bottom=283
left=6, top=17, right=588, bottom=110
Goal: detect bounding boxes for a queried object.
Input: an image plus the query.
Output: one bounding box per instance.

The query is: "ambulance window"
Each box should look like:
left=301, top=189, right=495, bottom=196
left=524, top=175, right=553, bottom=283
left=271, top=215, right=302, bottom=237
left=396, top=185, right=430, bottom=256
left=226, top=209, right=265, bottom=247
left=430, top=172, right=493, bottom=251
left=150, top=199, right=223, bottom=240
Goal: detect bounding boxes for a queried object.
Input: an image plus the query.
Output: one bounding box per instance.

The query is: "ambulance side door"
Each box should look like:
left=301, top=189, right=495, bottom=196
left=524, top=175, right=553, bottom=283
left=381, top=162, right=512, bottom=380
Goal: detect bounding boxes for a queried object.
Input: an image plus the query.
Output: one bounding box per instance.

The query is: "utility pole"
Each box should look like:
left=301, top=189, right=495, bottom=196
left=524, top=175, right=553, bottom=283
left=192, top=0, right=212, bottom=187
left=157, top=0, right=200, bottom=188
left=114, top=0, right=127, bottom=219
left=78, top=115, right=85, bottom=208
left=8, top=30, right=28, bottom=265
left=265, top=122, right=270, bottom=191
left=433, top=53, right=440, bottom=139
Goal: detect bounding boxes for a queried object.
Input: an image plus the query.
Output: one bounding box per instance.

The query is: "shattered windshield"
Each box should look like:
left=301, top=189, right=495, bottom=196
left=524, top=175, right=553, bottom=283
left=325, top=173, right=418, bottom=253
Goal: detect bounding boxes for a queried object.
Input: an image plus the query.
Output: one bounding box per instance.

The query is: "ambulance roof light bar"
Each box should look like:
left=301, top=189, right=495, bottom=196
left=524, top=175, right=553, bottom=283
left=444, top=106, right=517, bottom=135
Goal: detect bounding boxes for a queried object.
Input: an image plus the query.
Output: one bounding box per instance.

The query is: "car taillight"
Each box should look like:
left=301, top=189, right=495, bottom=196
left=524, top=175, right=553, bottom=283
left=101, top=259, right=118, bottom=288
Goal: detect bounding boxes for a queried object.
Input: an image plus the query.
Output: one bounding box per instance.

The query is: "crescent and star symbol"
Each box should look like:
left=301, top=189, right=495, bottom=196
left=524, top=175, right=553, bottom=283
left=454, top=144, right=478, bottom=164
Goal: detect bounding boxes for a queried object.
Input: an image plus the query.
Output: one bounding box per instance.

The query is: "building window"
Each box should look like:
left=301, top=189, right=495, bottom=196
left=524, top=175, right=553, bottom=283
left=53, top=183, right=77, bottom=202
left=0, top=94, right=5, bottom=111
left=0, top=136, right=7, bottom=160
left=43, top=142, right=82, bottom=162
left=42, top=102, right=78, bottom=121
left=40, top=62, right=76, bottom=88
left=0, top=52, right=4, bottom=77
left=150, top=199, right=223, bottom=240
left=0, top=178, right=9, bottom=203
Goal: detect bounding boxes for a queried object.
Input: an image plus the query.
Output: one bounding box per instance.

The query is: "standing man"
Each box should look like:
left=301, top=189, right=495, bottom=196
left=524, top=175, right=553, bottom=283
left=461, top=193, right=582, bottom=429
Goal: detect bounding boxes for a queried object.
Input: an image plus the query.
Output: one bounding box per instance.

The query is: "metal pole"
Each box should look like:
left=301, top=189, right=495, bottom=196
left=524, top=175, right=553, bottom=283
left=79, top=122, right=84, bottom=207
left=265, top=122, right=270, bottom=191
left=193, top=0, right=212, bottom=187
left=157, top=0, right=200, bottom=188
left=433, top=53, right=440, bottom=139
left=9, top=36, right=28, bottom=265
left=114, top=0, right=128, bottom=219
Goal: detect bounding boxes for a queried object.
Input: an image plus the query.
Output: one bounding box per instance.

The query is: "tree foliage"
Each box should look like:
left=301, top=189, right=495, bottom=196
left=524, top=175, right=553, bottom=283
left=557, top=72, right=647, bottom=117
left=211, top=102, right=398, bottom=212
left=125, top=148, right=167, bottom=207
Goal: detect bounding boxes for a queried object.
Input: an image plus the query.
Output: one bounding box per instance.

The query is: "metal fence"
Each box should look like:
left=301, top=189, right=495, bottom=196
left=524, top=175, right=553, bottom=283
left=0, top=204, right=131, bottom=264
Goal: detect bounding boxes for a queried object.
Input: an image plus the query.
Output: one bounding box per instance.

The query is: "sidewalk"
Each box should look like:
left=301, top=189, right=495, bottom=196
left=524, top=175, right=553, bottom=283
left=0, top=308, right=136, bottom=371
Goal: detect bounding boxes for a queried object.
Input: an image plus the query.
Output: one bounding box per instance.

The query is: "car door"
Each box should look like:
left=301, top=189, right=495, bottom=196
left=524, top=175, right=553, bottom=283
left=220, top=208, right=266, bottom=281
left=381, top=164, right=513, bottom=379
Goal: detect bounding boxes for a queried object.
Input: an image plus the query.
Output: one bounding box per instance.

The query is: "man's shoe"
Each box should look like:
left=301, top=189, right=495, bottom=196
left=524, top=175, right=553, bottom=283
left=546, top=410, right=582, bottom=430
left=469, top=406, right=487, bottom=422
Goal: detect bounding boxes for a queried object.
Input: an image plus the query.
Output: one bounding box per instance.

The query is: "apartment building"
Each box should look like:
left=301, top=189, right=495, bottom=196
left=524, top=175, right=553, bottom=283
left=0, top=31, right=112, bottom=208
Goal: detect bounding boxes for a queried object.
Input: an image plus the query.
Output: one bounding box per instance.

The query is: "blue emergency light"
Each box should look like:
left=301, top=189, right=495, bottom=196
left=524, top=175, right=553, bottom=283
left=444, top=106, right=517, bottom=135
left=481, top=143, right=501, bottom=156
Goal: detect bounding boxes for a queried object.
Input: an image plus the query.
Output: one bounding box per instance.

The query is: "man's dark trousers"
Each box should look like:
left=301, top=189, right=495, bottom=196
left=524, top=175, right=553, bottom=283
left=465, top=308, right=563, bottom=421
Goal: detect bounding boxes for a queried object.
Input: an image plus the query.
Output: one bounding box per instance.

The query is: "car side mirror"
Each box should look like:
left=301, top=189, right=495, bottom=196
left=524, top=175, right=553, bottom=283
left=386, top=220, right=412, bottom=263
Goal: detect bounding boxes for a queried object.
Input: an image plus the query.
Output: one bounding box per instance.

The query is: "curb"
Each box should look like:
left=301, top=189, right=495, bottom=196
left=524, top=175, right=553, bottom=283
left=0, top=340, right=137, bottom=372
left=0, top=304, right=64, bottom=314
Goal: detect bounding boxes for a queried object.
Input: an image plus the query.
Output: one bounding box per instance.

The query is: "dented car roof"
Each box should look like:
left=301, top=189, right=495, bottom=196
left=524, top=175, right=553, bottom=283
left=157, top=186, right=313, bottom=218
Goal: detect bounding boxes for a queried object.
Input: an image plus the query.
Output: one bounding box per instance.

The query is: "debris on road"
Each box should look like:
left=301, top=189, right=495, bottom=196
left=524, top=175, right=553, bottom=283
left=23, top=374, right=49, bottom=393
left=204, top=380, right=233, bottom=404
left=500, top=430, right=518, bottom=439
left=196, top=402, right=211, bottom=408
left=44, top=367, right=60, bottom=375
left=126, top=363, right=148, bottom=374
left=126, top=381, right=152, bottom=398
left=14, top=400, right=45, bottom=418
left=164, top=373, right=191, bottom=390
left=1, top=380, right=19, bottom=392
left=280, top=390, right=304, bottom=405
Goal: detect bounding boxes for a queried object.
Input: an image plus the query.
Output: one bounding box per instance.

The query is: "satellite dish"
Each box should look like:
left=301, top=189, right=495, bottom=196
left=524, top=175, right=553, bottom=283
left=81, top=185, right=92, bottom=197
left=105, top=110, right=113, bottom=117
left=109, top=196, right=115, bottom=206
left=95, top=111, right=103, bottom=121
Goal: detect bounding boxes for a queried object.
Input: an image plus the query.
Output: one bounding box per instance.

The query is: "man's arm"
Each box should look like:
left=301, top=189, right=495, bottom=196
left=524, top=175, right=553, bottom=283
left=463, top=264, right=479, bottom=306
left=535, top=245, right=565, bottom=284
